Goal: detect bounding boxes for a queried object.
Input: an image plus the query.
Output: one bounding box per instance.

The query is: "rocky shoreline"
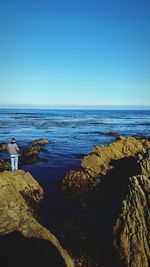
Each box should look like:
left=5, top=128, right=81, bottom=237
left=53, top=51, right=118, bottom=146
left=0, top=139, right=50, bottom=171
left=0, top=169, right=74, bottom=267
left=60, top=136, right=150, bottom=267
left=0, top=136, right=149, bottom=267
left=61, top=136, right=150, bottom=201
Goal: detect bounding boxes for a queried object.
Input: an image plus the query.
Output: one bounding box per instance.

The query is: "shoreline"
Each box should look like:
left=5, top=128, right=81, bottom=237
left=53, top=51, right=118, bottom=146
left=0, top=136, right=150, bottom=266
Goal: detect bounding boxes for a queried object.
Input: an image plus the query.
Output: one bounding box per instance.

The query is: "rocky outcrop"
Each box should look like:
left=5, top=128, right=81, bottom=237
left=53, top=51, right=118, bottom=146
left=0, top=170, right=74, bottom=267
left=20, top=145, right=48, bottom=164
left=0, top=142, right=7, bottom=151
left=112, top=151, right=150, bottom=267
left=0, top=158, right=10, bottom=171
left=32, top=139, right=49, bottom=145
left=61, top=136, right=150, bottom=200
left=61, top=136, right=150, bottom=267
left=81, top=136, right=150, bottom=176
left=0, top=139, right=49, bottom=169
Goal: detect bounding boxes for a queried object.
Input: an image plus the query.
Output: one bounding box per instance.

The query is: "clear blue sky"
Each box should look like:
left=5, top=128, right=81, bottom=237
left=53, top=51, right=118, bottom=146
left=0, top=0, right=150, bottom=107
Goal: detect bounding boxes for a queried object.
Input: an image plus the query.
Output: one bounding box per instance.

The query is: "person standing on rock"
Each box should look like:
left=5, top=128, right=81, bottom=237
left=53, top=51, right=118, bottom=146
left=7, top=138, right=20, bottom=172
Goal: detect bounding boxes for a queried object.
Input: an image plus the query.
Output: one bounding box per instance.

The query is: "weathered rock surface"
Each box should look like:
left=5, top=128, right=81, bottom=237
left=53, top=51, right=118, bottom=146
left=0, top=158, right=10, bottom=171
left=113, top=151, right=150, bottom=267
left=81, top=136, right=150, bottom=176
left=20, top=145, right=48, bottom=164
left=61, top=136, right=150, bottom=199
left=0, top=170, right=74, bottom=267
left=61, top=136, right=150, bottom=267
left=0, top=139, right=49, bottom=168
left=32, top=139, right=49, bottom=145
left=0, top=142, right=7, bottom=151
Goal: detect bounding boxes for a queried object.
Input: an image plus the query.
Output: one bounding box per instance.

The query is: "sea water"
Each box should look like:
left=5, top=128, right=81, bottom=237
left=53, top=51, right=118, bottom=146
left=0, top=109, right=150, bottom=221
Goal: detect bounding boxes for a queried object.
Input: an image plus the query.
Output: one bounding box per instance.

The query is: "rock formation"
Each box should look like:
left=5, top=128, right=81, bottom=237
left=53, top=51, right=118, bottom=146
left=0, top=142, right=8, bottom=151
left=20, top=145, right=48, bottom=164
left=0, top=158, right=10, bottom=171
left=112, top=150, right=150, bottom=267
left=61, top=136, right=150, bottom=200
left=0, top=139, right=49, bottom=169
left=0, top=170, right=74, bottom=267
left=61, top=136, right=150, bottom=267
left=32, top=138, right=49, bottom=145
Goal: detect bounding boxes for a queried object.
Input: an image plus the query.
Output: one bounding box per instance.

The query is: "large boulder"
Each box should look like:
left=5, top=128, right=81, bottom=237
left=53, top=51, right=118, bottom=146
left=0, top=170, right=74, bottom=267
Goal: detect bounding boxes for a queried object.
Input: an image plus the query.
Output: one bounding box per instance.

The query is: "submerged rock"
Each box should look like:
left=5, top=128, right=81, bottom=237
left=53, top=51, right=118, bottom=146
left=20, top=145, right=48, bottom=165
left=0, top=170, right=74, bottom=267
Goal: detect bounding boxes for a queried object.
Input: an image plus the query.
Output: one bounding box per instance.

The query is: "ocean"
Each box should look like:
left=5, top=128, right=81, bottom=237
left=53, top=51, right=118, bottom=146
left=0, top=108, right=150, bottom=222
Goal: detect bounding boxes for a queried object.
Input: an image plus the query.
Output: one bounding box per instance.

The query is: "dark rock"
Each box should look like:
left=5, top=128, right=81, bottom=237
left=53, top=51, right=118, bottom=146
left=0, top=142, right=8, bottom=151
left=0, top=158, right=10, bottom=172
left=20, top=145, right=48, bottom=165
left=80, top=131, right=120, bottom=137
left=0, top=231, right=67, bottom=267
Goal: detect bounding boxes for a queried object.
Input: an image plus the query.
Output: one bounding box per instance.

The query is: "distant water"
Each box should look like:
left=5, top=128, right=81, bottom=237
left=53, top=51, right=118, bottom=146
left=0, top=109, right=150, bottom=220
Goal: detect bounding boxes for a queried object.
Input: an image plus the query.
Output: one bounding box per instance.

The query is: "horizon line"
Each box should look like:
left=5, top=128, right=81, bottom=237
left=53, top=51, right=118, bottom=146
left=0, top=104, right=150, bottom=110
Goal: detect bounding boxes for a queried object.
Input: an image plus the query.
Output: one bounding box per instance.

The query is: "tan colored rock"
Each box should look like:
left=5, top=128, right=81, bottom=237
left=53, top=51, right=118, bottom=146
left=32, top=139, right=49, bottom=145
left=81, top=136, right=150, bottom=176
left=62, top=137, right=150, bottom=198
left=80, top=153, right=111, bottom=177
left=113, top=155, right=150, bottom=267
left=0, top=158, right=10, bottom=172
left=0, top=142, right=8, bottom=151
left=0, top=170, right=74, bottom=267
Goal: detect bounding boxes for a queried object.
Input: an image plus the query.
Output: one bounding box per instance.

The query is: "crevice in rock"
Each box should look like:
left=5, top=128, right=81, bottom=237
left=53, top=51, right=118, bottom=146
left=87, top=156, right=141, bottom=267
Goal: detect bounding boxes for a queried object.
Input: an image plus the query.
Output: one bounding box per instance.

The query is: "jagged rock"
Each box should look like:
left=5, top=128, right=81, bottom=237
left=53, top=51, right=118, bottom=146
left=112, top=152, right=150, bottom=267
left=61, top=137, right=150, bottom=199
left=61, top=170, right=100, bottom=200
left=32, top=139, right=49, bottom=145
left=61, top=138, right=150, bottom=266
left=82, top=136, right=150, bottom=176
left=0, top=158, right=10, bottom=172
left=0, top=170, right=74, bottom=267
left=20, top=145, right=48, bottom=165
left=0, top=142, right=7, bottom=151
left=22, top=145, right=42, bottom=156
left=0, top=140, right=49, bottom=167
